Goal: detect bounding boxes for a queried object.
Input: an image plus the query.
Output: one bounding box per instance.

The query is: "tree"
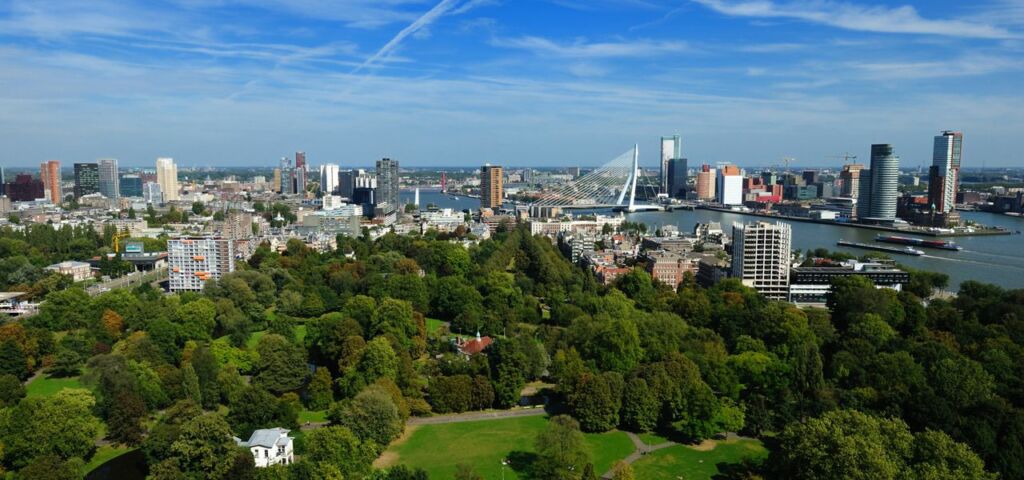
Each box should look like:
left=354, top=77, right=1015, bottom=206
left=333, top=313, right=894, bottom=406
left=177, top=298, right=218, bottom=341
left=253, top=334, right=309, bottom=394
left=227, top=386, right=298, bottom=438
left=568, top=372, right=620, bottom=432
left=534, top=415, right=590, bottom=480
left=428, top=375, right=474, bottom=413
left=181, top=363, right=202, bottom=405
left=907, top=430, right=996, bottom=480
left=338, top=384, right=404, bottom=447
left=17, top=455, right=83, bottom=480
left=307, top=367, right=334, bottom=410
left=50, top=347, right=82, bottom=377
left=772, top=409, right=913, bottom=480
left=0, top=389, right=102, bottom=469
left=611, top=461, right=635, bottom=480
left=620, top=377, right=658, bottom=432
left=0, top=339, right=28, bottom=379
left=108, top=391, right=148, bottom=446
left=339, top=337, right=397, bottom=396
left=304, top=426, right=378, bottom=479
left=169, top=413, right=238, bottom=479
left=0, top=373, right=26, bottom=406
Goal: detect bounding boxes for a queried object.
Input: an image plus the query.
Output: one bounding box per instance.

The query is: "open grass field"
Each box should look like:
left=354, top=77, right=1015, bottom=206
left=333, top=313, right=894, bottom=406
left=83, top=446, right=133, bottom=475
left=425, top=318, right=446, bottom=335
left=25, top=374, right=83, bottom=398
left=244, top=324, right=307, bottom=350
left=631, top=438, right=768, bottom=480
left=298, top=409, right=327, bottom=423
left=382, top=415, right=634, bottom=479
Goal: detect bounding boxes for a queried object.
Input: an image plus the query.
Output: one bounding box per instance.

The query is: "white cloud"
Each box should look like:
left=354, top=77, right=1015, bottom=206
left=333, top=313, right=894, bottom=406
left=350, top=0, right=462, bottom=74
left=492, top=36, right=691, bottom=57
left=693, top=0, right=1019, bottom=39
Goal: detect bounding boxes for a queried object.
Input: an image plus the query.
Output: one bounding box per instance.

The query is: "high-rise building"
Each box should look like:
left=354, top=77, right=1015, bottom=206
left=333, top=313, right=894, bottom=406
left=0, top=166, right=5, bottom=197
left=120, top=174, right=143, bottom=198
left=731, top=221, right=792, bottom=300
left=716, top=165, right=743, bottom=205
left=278, top=157, right=295, bottom=194
left=272, top=168, right=282, bottom=193
left=320, top=164, right=340, bottom=195
left=801, top=170, right=819, bottom=185
left=168, top=237, right=235, bottom=292
left=98, top=158, right=120, bottom=199
left=40, top=160, right=61, bottom=204
left=660, top=135, right=682, bottom=194
left=480, top=164, right=504, bottom=209
left=73, top=163, right=100, bottom=199
left=667, top=158, right=688, bottom=199
left=6, top=174, right=44, bottom=202
left=696, top=165, right=716, bottom=200
left=294, top=152, right=307, bottom=194
left=156, top=157, right=180, bottom=201
left=856, top=170, right=872, bottom=219
left=143, top=182, right=163, bottom=204
left=840, top=164, right=864, bottom=198
left=928, top=131, right=963, bottom=213
left=376, top=158, right=399, bottom=213
left=863, top=144, right=899, bottom=221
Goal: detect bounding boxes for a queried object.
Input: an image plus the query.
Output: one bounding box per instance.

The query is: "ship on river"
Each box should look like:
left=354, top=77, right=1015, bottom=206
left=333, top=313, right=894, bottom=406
left=876, top=235, right=962, bottom=251
left=838, top=240, right=925, bottom=256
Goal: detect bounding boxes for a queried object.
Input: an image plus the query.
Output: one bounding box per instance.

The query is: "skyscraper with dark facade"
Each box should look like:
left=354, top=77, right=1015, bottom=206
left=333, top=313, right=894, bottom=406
left=120, top=174, right=144, bottom=197
left=375, top=158, right=399, bottom=213
left=73, top=163, right=100, bottom=199
left=667, top=158, right=688, bottom=199
left=6, top=174, right=44, bottom=201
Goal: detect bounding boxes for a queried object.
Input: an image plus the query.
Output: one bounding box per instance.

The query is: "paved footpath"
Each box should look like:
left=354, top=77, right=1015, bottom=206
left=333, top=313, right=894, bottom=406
left=601, top=432, right=677, bottom=479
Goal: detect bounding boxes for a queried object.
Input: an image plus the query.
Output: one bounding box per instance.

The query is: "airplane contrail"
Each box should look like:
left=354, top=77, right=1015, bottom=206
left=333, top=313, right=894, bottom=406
left=350, top=0, right=461, bottom=75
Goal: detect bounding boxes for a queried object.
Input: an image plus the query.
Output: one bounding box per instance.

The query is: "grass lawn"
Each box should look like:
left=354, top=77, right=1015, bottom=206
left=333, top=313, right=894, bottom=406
left=425, top=318, right=446, bottom=335
left=631, top=438, right=768, bottom=480
left=383, top=415, right=634, bottom=479
left=639, top=432, right=671, bottom=446
left=298, top=409, right=327, bottom=423
left=244, top=325, right=307, bottom=350
left=25, top=374, right=83, bottom=398
left=83, top=446, right=133, bottom=475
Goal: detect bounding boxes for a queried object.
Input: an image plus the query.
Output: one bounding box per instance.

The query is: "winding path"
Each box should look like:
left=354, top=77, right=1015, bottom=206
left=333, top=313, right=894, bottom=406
left=600, top=432, right=677, bottom=479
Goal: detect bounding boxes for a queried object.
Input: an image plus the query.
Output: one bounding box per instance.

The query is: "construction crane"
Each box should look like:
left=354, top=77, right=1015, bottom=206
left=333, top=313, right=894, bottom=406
left=112, top=231, right=131, bottom=253
left=769, top=157, right=796, bottom=173
left=829, top=153, right=858, bottom=164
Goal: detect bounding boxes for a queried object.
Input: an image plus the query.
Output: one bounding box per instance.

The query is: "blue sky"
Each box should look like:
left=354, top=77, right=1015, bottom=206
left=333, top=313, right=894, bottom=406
left=0, top=0, right=1022, bottom=169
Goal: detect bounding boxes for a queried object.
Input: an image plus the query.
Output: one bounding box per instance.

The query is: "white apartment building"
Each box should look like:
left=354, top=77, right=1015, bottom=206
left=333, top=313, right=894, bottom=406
left=168, top=237, right=235, bottom=291
left=730, top=221, right=792, bottom=300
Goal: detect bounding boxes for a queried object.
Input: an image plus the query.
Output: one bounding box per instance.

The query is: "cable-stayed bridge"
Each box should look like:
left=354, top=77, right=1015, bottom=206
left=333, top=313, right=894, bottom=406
left=529, top=145, right=664, bottom=214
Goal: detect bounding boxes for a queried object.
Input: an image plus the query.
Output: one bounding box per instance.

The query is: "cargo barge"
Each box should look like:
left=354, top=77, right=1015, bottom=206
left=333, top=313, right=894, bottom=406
left=837, top=240, right=925, bottom=256
left=875, top=235, right=962, bottom=251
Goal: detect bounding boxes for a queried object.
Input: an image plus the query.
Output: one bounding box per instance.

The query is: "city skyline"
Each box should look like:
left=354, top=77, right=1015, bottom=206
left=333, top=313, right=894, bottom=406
left=0, top=1, right=1021, bottom=168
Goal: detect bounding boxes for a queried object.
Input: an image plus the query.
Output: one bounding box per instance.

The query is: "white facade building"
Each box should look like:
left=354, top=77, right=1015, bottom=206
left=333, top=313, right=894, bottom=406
left=730, top=221, right=791, bottom=300
left=143, top=182, right=163, bottom=205
left=235, top=428, right=294, bottom=468
left=168, top=237, right=235, bottom=292
left=156, top=157, right=180, bottom=202
left=716, top=167, right=744, bottom=206
left=320, top=164, right=340, bottom=195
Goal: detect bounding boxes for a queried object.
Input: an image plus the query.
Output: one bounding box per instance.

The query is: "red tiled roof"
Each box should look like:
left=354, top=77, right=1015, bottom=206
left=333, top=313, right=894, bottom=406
left=458, top=336, right=493, bottom=355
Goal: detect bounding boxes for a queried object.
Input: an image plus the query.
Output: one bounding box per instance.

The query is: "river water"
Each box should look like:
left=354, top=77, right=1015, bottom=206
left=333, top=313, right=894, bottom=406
left=401, top=190, right=1024, bottom=290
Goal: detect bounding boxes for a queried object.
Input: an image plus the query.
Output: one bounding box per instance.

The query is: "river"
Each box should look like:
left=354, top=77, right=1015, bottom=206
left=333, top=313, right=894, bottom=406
left=401, top=190, right=1024, bottom=290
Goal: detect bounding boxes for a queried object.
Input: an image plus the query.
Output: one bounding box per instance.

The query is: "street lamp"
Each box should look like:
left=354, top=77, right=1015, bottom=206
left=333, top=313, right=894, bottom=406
left=501, top=459, right=508, bottom=480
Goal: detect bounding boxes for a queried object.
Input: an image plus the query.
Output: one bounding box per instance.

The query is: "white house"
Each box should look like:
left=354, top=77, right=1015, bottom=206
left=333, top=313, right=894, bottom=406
left=234, top=428, right=294, bottom=468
